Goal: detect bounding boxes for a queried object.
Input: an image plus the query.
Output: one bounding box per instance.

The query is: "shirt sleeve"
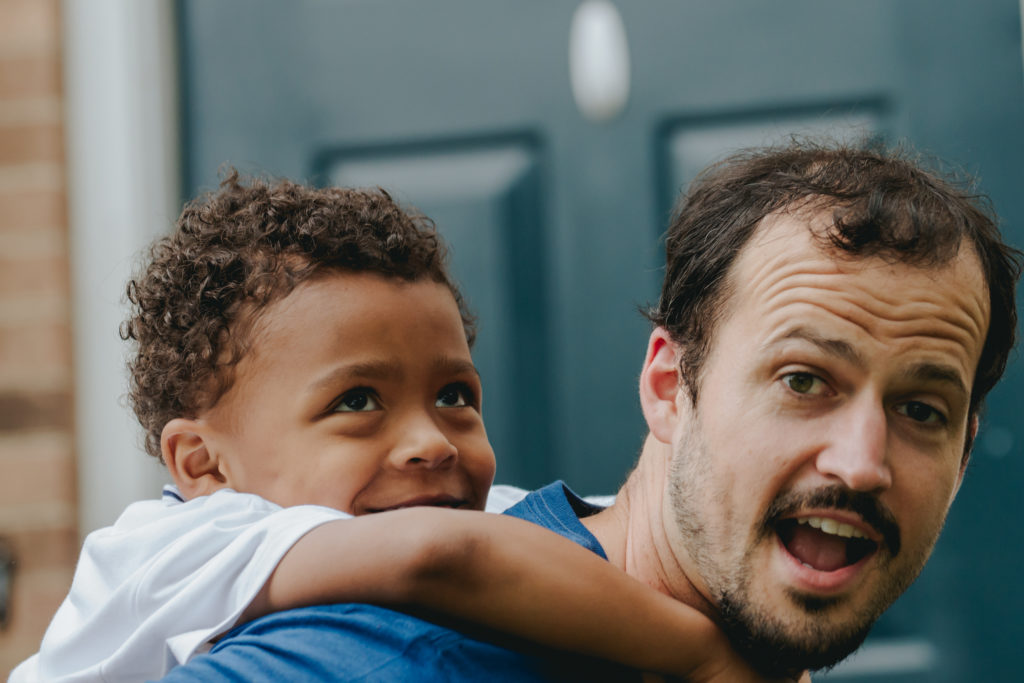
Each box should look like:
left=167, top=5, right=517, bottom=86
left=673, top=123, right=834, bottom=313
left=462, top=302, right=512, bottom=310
left=28, top=489, right=350, bottom=682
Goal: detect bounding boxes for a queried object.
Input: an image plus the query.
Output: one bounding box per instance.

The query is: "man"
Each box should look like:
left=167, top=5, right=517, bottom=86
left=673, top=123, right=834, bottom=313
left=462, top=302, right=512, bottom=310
left=162, top=142, right=1021, bottom=680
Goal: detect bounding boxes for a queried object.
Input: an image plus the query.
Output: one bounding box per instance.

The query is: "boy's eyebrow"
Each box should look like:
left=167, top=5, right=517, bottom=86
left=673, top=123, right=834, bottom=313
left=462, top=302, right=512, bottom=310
left=432, top=357, right=481, bottom=378
left=309, top=357, right=480, bottom=394
left=309, top=360, right=403, bottom=393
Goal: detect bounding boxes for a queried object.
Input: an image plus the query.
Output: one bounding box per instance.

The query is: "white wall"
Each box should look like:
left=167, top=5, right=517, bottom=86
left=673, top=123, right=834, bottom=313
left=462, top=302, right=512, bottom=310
left=62, top=0, right=180, bottom=535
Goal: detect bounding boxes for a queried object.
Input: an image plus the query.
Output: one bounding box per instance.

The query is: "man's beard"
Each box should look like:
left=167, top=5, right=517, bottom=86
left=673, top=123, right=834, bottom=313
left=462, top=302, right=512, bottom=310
left=668, top=425, right=925, bottom=678
left=715, top=576, right=876, bottom=677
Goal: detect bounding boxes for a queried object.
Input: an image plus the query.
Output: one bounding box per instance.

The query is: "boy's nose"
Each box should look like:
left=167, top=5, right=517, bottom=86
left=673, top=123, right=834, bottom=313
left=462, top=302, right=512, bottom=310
left=389, top=418, right=458, bottom=470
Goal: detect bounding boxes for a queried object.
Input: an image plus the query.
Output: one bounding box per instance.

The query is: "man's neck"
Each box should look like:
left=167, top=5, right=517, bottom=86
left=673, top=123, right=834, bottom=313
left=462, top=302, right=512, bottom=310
left=581, top=435, right=718, bottom=620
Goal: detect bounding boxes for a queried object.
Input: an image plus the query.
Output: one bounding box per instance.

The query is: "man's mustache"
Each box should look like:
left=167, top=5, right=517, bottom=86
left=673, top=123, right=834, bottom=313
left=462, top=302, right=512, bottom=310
left=762, top=486, right=901, bottom=558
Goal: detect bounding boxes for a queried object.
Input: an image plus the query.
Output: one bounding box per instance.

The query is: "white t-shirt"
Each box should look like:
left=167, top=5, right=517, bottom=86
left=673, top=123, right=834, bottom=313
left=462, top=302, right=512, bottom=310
left=10, top=484, right=531, bottom=683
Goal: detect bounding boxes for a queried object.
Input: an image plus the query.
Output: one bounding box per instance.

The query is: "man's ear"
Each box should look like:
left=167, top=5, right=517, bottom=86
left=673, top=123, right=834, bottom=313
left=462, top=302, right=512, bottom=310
left=639, top=327, right=685, bottom=443
left=161, top=418, right=229, bottom=499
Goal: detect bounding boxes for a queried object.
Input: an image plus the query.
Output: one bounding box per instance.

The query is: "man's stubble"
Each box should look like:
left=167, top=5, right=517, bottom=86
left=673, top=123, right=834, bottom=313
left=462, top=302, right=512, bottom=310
left=666, top=418, right=903, bottom=676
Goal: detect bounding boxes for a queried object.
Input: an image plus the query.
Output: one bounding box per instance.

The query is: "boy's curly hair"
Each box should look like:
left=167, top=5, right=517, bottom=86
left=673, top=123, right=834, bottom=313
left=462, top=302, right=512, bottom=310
left=121, top=170, right=475, bottom=461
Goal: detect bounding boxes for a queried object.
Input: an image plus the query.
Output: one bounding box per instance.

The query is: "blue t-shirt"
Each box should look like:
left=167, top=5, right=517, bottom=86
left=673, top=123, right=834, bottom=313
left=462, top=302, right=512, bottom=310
left=158, top=482, right=639, bottom=682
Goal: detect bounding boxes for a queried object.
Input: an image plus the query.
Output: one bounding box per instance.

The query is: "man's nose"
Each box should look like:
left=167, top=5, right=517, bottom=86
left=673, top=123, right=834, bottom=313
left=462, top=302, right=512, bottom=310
left=388, top=415, right=458, bottom=470
left=815, top=398, right=893, bottom=493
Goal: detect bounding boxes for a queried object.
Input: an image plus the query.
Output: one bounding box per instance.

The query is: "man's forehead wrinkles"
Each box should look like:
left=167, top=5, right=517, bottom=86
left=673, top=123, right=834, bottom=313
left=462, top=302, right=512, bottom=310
left=745, top=259, right=988, bottom=353
left=768, top=326, right=866, bottom=367
left=764, top=313, right=979, bottom=361
left=734, top=229, right=839, bottom=287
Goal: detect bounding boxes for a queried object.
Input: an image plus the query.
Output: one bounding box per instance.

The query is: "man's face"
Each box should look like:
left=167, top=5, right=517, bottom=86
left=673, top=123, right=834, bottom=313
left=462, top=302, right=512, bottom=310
left=200, top=272, right=495, bottom=514
left=665, top=211, right=989, bottom=673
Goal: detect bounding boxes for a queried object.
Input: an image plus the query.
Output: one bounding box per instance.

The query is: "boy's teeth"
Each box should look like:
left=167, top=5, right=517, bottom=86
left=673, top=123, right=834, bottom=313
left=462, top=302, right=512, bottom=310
left=797, top=515, right=866, bottom=539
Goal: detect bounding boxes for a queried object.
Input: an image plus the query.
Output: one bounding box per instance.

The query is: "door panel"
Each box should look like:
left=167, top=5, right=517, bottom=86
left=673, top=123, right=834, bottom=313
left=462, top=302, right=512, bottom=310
left=658, top=104, right=886, bottom=217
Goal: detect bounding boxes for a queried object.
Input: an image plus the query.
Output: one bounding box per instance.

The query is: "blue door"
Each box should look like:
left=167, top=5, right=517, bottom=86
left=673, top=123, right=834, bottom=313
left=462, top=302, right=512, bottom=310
left=178, top=2, right=1024, bottom=679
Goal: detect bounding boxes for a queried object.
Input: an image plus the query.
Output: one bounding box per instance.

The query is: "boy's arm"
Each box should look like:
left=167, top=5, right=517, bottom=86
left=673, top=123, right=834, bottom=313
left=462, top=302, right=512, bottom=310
left=243, top=507, right=791, bottom=683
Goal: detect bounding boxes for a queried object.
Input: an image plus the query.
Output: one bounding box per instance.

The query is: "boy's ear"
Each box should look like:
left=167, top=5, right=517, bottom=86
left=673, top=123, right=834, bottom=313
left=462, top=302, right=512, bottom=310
left=639, top=327, right=685, bottom=444
left=161, top=418, right=228, bottom=499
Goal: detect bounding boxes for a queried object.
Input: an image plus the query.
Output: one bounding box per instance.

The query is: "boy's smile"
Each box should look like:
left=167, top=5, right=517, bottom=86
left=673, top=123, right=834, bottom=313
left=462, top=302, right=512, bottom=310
left=180, top=271, right=495, bottom=514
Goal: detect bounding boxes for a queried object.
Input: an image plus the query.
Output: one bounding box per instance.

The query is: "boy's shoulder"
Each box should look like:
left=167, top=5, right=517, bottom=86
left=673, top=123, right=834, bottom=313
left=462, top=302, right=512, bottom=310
left=31, top=489, right=353, bottom=681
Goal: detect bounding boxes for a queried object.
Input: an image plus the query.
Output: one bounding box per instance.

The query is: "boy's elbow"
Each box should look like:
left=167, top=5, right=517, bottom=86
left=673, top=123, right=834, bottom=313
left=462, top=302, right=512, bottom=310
left=401, top=510, right=494, bottom=594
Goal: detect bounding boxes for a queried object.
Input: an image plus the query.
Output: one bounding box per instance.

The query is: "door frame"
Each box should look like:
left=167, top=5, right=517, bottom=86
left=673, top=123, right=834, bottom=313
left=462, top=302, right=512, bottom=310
left=62, top=0, right=180, bottom=535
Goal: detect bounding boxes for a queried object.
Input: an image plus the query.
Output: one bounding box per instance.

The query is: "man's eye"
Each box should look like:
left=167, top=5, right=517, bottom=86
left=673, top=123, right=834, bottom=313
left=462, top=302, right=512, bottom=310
left=335, top=389, right=381, bottom=412
left=782, top=372, right=826, bottom=395
left=895, top=401, right=946, bottom=425
left=436, top=383, right=473, bottom=408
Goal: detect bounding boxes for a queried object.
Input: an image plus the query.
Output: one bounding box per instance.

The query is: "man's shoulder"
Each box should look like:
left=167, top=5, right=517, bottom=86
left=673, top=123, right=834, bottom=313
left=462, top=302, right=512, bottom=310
left=173, top=603, right=583, bottom=682
left=219, top=603, right=480, bottom=672
left=503, top=480, right=608, bottom=559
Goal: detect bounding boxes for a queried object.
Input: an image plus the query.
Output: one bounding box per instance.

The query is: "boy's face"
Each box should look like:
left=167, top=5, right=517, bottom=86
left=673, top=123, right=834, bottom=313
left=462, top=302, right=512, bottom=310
left=196, top=271, right=495, bottom=514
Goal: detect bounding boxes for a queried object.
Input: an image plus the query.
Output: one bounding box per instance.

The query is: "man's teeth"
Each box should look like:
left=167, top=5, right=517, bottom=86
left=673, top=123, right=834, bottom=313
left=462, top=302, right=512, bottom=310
left=797, top=516, right=867, bottom=539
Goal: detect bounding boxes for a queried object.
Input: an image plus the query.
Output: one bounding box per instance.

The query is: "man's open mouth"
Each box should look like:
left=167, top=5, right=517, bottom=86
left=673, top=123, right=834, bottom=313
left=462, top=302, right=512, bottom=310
left=775, top=516, right=879, bottom=572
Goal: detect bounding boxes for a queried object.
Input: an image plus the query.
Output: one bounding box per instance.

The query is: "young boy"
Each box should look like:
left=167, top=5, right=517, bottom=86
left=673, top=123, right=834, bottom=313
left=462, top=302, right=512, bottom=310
left=11, top=174, right=775, bottom=682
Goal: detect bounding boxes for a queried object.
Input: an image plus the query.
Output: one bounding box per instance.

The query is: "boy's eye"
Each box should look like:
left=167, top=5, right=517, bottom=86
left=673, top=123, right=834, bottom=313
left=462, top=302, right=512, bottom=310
left=436, top=383, right=473, bottom=408
left=895, top=401, right=947, bottom=426
left=782, top=372, right=827, bottom=396
left=335, top=389, right=381, bottom=412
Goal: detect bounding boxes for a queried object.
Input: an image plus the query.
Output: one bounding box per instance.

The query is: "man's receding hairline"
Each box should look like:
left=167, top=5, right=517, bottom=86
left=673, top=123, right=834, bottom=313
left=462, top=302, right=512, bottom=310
left=683, top=204, right=990, bottom=400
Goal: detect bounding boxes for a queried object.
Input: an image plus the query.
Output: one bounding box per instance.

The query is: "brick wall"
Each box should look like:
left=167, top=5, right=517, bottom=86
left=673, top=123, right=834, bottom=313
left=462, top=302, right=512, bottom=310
left=0, top=0, right=78, bottom=673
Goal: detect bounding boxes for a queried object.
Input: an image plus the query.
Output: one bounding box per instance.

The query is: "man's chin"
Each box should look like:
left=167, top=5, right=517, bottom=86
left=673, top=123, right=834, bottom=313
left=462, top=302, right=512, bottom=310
left=717, top=590, right=874, bottom=677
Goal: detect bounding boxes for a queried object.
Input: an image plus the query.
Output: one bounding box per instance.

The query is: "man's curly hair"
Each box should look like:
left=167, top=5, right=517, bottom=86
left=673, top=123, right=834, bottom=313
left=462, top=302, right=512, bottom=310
left=121, top=171, right=475, bottom=461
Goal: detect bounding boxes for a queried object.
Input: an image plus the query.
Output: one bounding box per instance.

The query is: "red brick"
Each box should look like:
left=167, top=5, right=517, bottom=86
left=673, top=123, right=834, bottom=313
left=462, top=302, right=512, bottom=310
left=0, top=390, right=73, bottom=432
left=0, top=0, right=60, bottom=54
left=0, top=0, right=72, bottom=669
left=0, top=524, right=77, bottom=573
left=0, top=566, right=75, bottom=670
left=0, top=123, right=63, bottom=165
left=0, top=189, right=65, bottom=232
left=0, top=323, right=71, bottom=375
left=0, top=252, right=68, bottom=298
left=0, top=55, right=61, bottom=99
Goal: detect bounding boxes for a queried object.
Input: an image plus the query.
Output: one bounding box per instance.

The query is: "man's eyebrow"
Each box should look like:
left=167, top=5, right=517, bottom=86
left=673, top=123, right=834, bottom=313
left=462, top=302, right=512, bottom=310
left=901, top=362, right=970, bottom=402
left=774, top=327, right=970, bottom=401
left=775, top=327, right=866, bottom=367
